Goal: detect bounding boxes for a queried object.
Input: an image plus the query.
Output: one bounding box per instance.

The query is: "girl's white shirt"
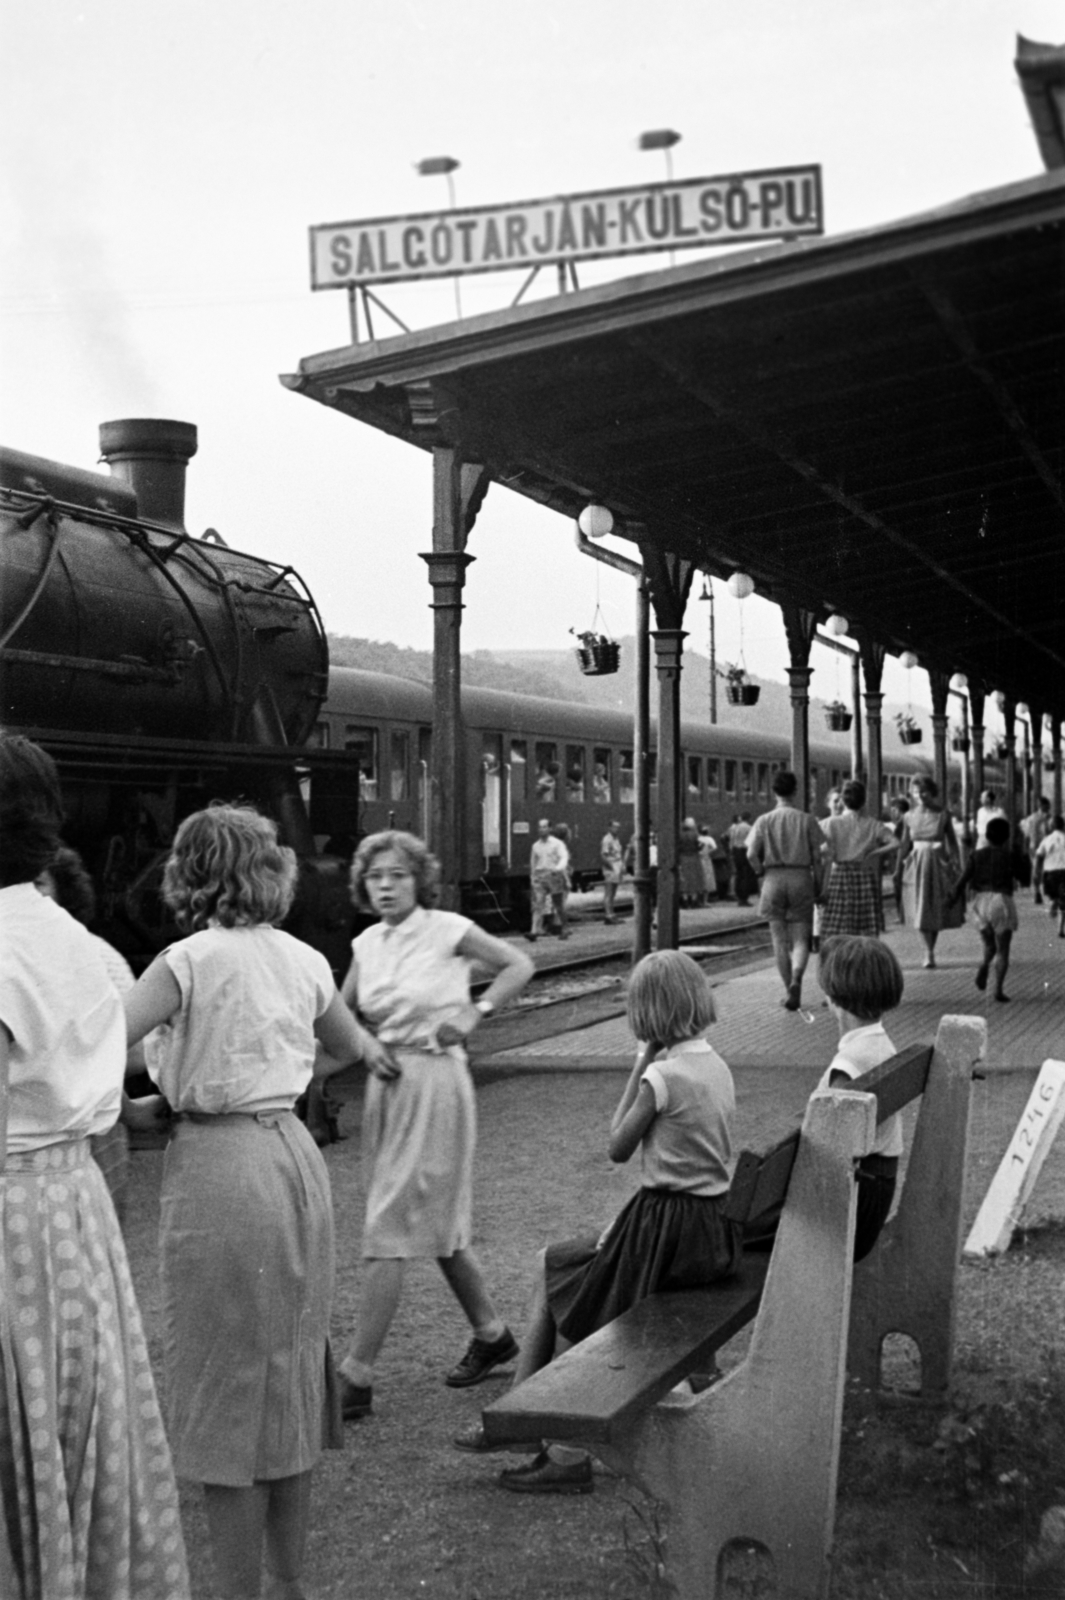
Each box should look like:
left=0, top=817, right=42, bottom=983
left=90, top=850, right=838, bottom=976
left=145, top=924, right=333, bottom=1114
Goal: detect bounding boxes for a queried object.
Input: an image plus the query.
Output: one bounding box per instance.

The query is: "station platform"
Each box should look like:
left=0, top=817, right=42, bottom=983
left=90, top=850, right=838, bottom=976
left=479, top=892, right=1065, bottom=1076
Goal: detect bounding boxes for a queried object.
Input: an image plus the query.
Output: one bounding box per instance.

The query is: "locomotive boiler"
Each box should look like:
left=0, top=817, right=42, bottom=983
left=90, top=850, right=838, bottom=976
left=0, top=418, right=348, bottom=965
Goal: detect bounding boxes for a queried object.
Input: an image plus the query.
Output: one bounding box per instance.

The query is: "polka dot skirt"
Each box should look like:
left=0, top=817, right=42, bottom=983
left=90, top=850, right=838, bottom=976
left=0, top=1141, right=189, bottom=1600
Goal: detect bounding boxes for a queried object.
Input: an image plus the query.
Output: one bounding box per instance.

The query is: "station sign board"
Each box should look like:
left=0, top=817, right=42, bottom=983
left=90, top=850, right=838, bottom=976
left=310, top=165, right=823, bottom=291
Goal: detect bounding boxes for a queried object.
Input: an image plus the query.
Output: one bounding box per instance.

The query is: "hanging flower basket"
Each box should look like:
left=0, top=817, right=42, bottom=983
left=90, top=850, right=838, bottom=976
left=996, top=742, right=1012, bottom=760
left=824, top=702, right=852, bottom=732
left=1045, top=756, right=1056, bottom=772
left=573, top=632, right=620, bottom=677
left=726, top=681, right=761, bottom=706
left=898, top=727, right=923, bottom=745
left=951, top=734, right=970, bottom=753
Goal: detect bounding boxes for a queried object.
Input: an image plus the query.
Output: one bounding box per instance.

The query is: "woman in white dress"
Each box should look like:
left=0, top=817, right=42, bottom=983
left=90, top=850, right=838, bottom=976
left=337, top=832, right=534, bottom=1420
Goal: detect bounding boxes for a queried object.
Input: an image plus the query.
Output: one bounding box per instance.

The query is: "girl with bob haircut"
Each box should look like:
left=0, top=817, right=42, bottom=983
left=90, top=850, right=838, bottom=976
left=336, top=829, right=535, bottom=1419
left=455, top=949, right=740, bottom=1494
left=124, top=804, right=394, bottom=1600
left=817, top=935, right=905, bottom=1260
left=0, top=734, right=190, bottom=1600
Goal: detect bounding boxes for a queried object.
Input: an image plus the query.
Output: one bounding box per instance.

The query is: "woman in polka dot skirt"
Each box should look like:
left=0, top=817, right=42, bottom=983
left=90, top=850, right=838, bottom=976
left=0, top=734, right=190, bottom=1600
left=124, top=804, right=392, bottom=1600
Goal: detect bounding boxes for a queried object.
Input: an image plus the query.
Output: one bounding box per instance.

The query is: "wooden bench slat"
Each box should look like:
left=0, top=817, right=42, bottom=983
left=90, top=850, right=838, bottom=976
left=483, top=1259, right=770, bottom=1446
left=723, top=1044, right=933, bottom=1224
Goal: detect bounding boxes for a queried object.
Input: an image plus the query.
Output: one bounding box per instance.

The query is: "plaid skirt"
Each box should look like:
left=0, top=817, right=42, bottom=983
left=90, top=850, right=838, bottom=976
left=0, top=1140, right=188, bottom=1600
left=820, top=860, right=884, bottom=939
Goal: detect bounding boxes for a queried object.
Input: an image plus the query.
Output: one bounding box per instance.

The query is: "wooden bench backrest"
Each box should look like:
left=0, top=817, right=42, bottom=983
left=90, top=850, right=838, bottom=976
left=724, top=1043, right=933, bottom=1225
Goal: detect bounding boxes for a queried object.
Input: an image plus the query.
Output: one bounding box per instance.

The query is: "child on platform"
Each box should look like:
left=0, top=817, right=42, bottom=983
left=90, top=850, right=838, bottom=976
left=453, top=949, right=741, bottom=1494
left=952, top=814, right=1020, bottom=1002
left=124, top=805, right=396, bottom=1600
left=817, top=935, right=905, bottom=1260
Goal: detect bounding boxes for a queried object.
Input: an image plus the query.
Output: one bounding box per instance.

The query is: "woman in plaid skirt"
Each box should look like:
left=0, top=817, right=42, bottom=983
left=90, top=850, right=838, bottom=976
left=820, top=779, right=900, bottom=939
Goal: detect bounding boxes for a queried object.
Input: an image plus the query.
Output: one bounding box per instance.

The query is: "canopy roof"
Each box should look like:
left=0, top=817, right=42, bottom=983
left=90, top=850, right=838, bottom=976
left=284, top=170, right=1065, bottom=718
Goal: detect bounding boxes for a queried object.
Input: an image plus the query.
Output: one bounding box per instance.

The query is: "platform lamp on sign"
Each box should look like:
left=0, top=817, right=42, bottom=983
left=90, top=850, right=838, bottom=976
left=638, top=128, right=681, bottom=264
left=415, top=155, right=462, bottom=319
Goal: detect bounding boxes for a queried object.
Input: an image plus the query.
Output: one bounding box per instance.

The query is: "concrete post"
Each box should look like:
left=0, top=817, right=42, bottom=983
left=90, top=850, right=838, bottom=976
left=606, top=1089, right=878, bottom=1600
left=849, top=1015, right=985, bottom=1398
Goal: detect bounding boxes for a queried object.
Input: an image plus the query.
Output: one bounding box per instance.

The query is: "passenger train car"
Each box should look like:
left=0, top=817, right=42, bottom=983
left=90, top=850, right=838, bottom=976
left=1, top=417, right=967, bottom=959
left=310, top=666, right=947, bottom=923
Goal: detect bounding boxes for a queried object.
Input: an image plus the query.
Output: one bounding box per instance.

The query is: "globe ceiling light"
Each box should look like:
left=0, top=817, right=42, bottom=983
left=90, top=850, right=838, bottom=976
left=950, top=673, right=968, bottom=691
left=726, top=572, right=755, bottom=600
left=825, top=613, right=849, bottom=637
left=899, top=650, right=919, bottom=671
left=577, top=504, right=614, bottom=540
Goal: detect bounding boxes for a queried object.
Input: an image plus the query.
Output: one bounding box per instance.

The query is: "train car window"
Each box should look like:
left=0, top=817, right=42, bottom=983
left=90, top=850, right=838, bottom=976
left=687, top=756, right=702, bottom=798
left=565, top=746, right=586, bottom=803
left=741, top=761, right=754, bottom=800
left=592, top=748, right=612, bottom=803
left=311, top=720, right=331, bottom=750
left=344, top=726, right=378, bottom=800
left=757, top=762, right=769, bottom=798
left=620, top=751, right=635, bottom=805
left=535, top=743, right=559, bottom=803
left=706, top=759, right=721, bottom=797
left=390, top=731, right=409, bottom=801
left=724, top=759, right=737, bottom=798
left=509, top=739, right=527, bottom=801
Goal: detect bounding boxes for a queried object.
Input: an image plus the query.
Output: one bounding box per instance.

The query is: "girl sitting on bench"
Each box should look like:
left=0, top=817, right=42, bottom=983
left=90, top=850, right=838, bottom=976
left=454, top=949, right=741, bottom=1494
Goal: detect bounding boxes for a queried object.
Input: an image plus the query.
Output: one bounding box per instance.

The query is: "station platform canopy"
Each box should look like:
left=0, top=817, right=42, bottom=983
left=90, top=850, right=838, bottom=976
left=283, top=169, right=1065, bottom=718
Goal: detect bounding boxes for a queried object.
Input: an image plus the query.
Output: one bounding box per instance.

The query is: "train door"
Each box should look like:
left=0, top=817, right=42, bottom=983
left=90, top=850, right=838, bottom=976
left=482, top=732, right=504, bottom=866
left=416, top=728, right=431, bottom=838
left=387, top=728, right=414, bottom=831
left=507, top=738, right=528, bottom=865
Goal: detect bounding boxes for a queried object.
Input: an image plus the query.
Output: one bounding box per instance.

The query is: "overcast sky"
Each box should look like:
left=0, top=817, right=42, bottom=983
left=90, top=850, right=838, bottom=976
left=2, top=0, right=1059, bottom=727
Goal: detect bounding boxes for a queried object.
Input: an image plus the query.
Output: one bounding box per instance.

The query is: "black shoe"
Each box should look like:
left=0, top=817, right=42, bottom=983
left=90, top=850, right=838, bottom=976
left=499, top=1448, right=593, bottom=1495
left=339, top=1378, right=373, bottom=1421
left=445, top=1329, right=519, bottom=1388
left=524, top=933, right=538, bottom=942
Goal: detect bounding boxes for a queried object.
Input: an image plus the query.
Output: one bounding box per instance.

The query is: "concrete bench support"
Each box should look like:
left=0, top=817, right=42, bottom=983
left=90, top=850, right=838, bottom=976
left=593, top=1088, right=878, bottom=1600
left=848, top=1014, right=986, bottom=1399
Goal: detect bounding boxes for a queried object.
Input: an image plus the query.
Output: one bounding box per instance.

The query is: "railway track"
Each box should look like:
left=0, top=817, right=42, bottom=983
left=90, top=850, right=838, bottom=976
left=474, top=917, right=774, bottom=1056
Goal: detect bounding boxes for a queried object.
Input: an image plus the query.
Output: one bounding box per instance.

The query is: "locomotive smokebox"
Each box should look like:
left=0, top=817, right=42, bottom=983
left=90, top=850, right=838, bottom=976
left=98, top=418, right=198, bottom=531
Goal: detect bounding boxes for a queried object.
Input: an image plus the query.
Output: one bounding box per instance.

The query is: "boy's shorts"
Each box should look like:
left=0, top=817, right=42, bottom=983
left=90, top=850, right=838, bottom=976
left=758, top=867, right=816, bottom=927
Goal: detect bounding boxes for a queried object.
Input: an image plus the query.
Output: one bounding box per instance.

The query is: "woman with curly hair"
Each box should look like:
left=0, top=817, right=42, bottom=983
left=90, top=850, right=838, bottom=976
left=336, top=830, right=534, bottom=1421
left=124, top=804, right=392, bottom=1600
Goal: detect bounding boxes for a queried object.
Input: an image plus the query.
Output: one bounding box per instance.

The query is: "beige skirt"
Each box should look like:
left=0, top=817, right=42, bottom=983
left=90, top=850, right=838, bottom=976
left=361, top=1049, right=475, bottom=1259
left=160, top=1111, right=339, bottom=1486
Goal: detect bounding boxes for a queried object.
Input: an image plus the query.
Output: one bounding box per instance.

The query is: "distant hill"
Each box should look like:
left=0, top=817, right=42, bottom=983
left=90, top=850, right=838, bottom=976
left=326, top=634, right=939, bottom=755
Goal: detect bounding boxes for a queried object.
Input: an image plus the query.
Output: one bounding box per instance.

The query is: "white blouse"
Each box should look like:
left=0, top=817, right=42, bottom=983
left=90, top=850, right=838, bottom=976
left=0, top=883, right=125, bottom=1152
left=351, top=906, right=474, bottom=1054
left=145, top=925, right=334, bottom=1114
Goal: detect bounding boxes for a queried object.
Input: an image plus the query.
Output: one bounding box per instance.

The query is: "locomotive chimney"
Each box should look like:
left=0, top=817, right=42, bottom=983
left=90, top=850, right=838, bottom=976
left=98, top=418, right=198, bottom=532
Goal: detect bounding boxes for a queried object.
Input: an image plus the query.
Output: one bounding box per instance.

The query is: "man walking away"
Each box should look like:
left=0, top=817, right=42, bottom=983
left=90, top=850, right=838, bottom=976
left=746, top=771, right=824, bottom=1011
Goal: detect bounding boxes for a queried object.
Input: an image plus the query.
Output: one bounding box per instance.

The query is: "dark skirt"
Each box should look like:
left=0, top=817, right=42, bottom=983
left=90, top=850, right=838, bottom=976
left=545, top=1186, right=742, bottom=1347
left=820, top=860, right=884, bottom=938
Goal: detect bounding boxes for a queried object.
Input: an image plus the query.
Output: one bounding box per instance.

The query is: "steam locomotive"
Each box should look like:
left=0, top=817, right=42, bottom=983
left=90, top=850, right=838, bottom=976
left=1, top=419, right=952, bottom=964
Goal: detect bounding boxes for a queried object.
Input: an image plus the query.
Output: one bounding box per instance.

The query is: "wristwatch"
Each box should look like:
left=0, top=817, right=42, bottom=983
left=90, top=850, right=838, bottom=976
left=474, top=998, right=495, bottom=1018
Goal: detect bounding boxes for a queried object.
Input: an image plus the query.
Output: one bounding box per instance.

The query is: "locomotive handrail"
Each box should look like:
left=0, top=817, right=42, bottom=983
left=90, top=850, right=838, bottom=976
left=0, top=505, right=61, bottom=650
left=126, top=528, right=237, bottom=721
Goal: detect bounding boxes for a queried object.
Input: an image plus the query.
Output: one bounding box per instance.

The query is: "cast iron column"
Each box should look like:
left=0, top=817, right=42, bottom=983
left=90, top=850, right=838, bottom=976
left=969, top=685, right=986, bottom=825
left=1053, top=722, right=1063, bottom=819
left=1029, top=704, right=1045, bottom=809
left=652, top=627, right=687, bottom=950
left=782, top=605, right=818, bottom=809
left=1002, top=698, right=1017, bottom=835
left=929, top=670, right=951, bottom=805
left=633, top=579, right=653, bottom=962
left=421, top=447, right=474, bottom=910
left=857, top=634, right=886, bottom=817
